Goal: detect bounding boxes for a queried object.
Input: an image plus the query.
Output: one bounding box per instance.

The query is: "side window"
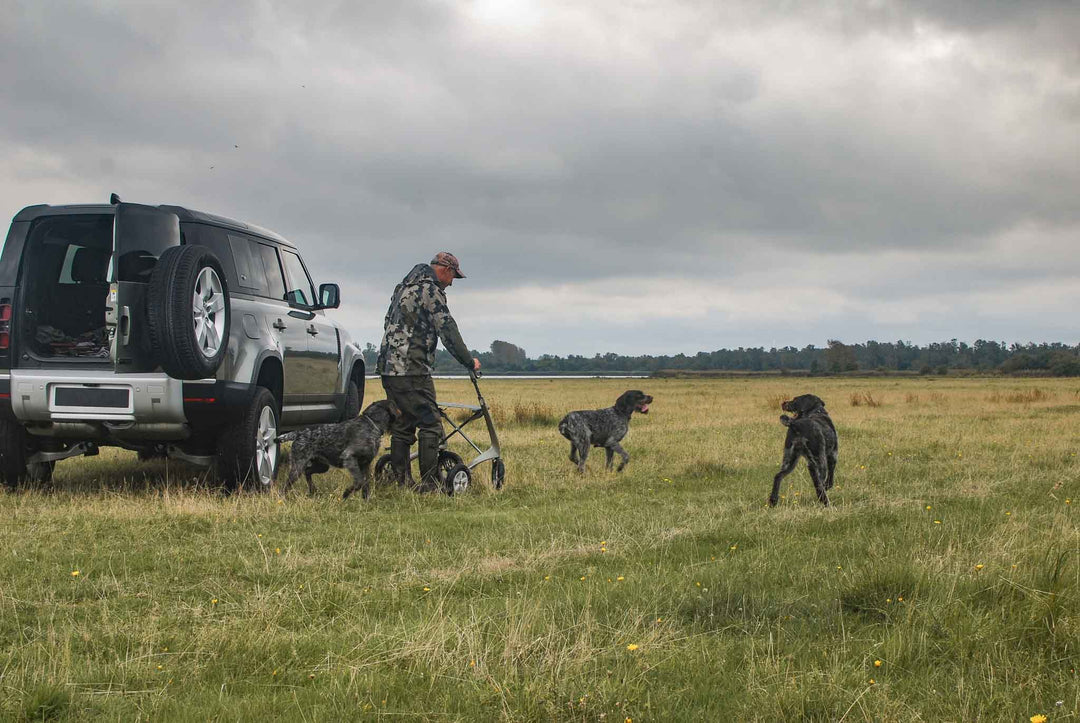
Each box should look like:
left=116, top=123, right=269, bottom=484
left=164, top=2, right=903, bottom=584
left=280, top=250, right=316, bottom=308
left=182, top=224, right=238, bottom=290
left=227, top=234, right=269, bottom=295
left=257, top=243, right=287, bottom=302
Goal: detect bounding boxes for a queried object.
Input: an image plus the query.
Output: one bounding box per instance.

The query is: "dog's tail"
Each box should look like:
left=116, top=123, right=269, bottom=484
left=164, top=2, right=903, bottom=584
left=276, top=431, right=298, bottom=443
left=779, top=414, right=792, bottom=427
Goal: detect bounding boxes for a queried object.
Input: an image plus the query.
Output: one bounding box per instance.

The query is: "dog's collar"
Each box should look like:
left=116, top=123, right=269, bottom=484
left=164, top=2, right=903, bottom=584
left=359, top=414, right=382, bottom=434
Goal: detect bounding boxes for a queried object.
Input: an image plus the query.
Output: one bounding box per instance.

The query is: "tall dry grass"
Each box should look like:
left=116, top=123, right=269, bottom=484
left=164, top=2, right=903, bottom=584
left=1, top=376, right=1078, bottom=721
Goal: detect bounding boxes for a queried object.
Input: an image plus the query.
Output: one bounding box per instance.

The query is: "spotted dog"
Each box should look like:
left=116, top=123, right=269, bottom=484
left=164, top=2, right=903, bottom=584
left=558, top=390, right=652, bottom=473
left=769, top=394, right=838, bottom=507
left=277, top=399, right=398, bottom=499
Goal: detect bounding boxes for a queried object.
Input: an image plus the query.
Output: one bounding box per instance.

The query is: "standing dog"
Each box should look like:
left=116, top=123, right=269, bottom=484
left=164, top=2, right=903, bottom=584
left=769, top=394, right=838, bottom=507
left=558, top=390, right=652, bottom=473
left=277, top=399, right=398, bottom=499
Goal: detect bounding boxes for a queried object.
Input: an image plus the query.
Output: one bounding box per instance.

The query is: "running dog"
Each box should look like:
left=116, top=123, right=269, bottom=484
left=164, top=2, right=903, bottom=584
left=768, top=394, right=838, bottom=507
left=277, top=399, right=398, bottom=499
left=558, top=390, right=652, bottom=472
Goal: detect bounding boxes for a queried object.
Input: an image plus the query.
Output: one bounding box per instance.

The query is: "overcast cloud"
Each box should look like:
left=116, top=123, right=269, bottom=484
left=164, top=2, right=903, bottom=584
left=1, top=0, right=1077, bottom=355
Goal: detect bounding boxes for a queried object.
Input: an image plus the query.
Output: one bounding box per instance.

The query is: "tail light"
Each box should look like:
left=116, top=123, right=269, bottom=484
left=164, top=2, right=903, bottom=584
left=0, top=301, right=10, bottom=349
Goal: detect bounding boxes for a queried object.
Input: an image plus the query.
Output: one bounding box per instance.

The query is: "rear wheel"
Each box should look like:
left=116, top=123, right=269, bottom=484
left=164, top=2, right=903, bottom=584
left=147, top=245, right=230, bottom=379
left=0, top=421, right=29, bottom=489
left=217, top=388, right=279, bottom=490
left=27, top=460, right=55, bottom=484
left=374, top=453, right=394, bottom=484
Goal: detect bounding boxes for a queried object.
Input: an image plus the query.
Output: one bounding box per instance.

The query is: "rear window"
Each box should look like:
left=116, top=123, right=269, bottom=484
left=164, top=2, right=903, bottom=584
left=25, top=215, right=113, bottom=285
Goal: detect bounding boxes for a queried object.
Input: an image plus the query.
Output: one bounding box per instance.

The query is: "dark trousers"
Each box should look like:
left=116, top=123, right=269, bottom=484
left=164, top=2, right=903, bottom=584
left=381, top=375, right=443, bottom=486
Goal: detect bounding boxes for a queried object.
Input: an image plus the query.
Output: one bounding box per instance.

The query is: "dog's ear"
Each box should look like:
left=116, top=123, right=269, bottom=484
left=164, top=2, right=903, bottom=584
left=614, top=390, right=639, bottom=415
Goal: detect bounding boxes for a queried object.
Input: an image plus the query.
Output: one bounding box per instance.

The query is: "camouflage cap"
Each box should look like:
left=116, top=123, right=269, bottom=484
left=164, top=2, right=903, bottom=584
left=430, top=251, right=466, bottom=278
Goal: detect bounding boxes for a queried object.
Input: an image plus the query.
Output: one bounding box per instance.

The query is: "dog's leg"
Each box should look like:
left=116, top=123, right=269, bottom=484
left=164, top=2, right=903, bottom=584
left=825, top=450, right=838, bottom=491
left=605, top=447, right=615, bottom=471
left=769, top=445, right=799, bottom=507
left=576, top=443, right=590, bottom=473
left=612, top=443, right=630, bottom=472
left=305, top=469, right=317, bottom=496
left=569, top=444, right=578, bottom=466
left=341, top=453, right=373, bottom=500
left=281, top=453, right=307, bottom=495
left=809, top=452, right=831, bottom=506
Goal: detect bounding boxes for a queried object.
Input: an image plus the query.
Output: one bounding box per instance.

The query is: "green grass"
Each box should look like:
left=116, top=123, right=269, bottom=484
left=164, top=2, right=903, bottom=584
left=1, top=377, right=1078, bottom=721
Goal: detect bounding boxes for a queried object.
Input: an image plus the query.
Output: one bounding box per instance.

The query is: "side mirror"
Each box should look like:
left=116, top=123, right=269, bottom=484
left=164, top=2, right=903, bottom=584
left=319, top=283, right=340, bottom=309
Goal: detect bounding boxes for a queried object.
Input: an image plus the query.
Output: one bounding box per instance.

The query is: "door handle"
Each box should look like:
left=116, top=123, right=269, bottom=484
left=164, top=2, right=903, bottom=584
left=307, top=325, right=319, bottom=336
left=273, top=319, right=287, bottom=331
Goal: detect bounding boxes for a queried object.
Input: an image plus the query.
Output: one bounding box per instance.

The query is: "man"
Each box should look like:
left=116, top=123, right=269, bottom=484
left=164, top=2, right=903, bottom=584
left=376, top=252, right=480, bottom=491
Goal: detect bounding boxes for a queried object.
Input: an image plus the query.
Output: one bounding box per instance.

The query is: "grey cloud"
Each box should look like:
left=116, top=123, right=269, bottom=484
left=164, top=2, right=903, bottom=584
left=1, top=0, right=1077, bottom=353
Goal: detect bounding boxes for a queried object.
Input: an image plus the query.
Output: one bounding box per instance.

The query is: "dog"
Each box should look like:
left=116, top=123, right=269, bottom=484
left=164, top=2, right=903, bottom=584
left=769, top=394, right=838, bottom=507
left=277, top=399, right=397, bottom=499
left=558, top=390, right=652, bottom=473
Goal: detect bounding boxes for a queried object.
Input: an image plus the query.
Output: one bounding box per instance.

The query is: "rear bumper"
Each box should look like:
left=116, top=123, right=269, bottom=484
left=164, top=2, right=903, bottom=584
left=0, top=370, right=257, bottom=440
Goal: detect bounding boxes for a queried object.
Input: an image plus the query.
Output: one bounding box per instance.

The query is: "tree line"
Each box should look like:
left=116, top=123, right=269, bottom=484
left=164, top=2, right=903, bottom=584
left=361, top=339, right=1080, bottom=376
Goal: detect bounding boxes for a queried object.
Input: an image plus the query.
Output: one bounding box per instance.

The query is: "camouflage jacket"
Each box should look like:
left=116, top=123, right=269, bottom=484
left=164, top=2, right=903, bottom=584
left=376, top=264, right=473, bottom=376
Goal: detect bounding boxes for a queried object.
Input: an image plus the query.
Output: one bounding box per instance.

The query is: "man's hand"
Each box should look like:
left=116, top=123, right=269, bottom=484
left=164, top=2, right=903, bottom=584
left=472, top=357, right=481, bottom=372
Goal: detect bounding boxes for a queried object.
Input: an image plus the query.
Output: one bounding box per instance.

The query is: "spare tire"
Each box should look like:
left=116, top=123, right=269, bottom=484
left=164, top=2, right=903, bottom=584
left=147, top=245, right=230, bottom=379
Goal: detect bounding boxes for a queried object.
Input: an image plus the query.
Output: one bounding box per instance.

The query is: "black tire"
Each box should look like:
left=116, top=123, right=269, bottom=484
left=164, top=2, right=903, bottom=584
left=137, top=446, right=167, bottom=462
left=491, top=458, right=505, bottom=490
left=27, top=460, right=55, bottom=484
left=444, top=462, right=471, bottom=497
left=147, top=245, right=230, bottom=380
left=217, top=387, right=279, bottom=490
left=0, top=420, right=29, bottom=489
left=437, top=450, right=463, bottom=482
left=342, top=379, right=360, bottom=420
left=374, top=453, right=394, bottom=484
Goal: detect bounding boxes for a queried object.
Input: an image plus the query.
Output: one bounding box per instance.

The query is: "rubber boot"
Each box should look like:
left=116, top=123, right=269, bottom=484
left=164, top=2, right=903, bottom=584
left=417, top=432, right=441, bottom=493
left=389, top=438, right=414, bottom=487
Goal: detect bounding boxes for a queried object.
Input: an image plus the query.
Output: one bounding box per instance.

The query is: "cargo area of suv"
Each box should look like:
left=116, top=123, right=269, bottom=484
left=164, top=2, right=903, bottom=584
left=18, top=213, right=113, bottom=362
left=0, top=197, right=366, bottom=491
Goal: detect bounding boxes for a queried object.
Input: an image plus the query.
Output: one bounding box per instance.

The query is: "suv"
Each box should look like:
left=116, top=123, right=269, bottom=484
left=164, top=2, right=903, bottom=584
left=0, top=196, right=365, bottom=488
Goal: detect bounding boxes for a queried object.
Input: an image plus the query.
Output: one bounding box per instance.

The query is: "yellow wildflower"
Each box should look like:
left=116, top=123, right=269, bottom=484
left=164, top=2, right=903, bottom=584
left=626, top=644, right=639, bottom=651
left=70, top=570, right=80, bottom=577
left=617, top=576, right=625, bottom=581
left=975, top=564, right=984, bottom=571
left=1030, top=716, right=1047, bottom=723
left=211, top=598, right=218, bottom=605
left=874, top=660, right=882, bottom=667
left=423, top=587, right=430, bottom=592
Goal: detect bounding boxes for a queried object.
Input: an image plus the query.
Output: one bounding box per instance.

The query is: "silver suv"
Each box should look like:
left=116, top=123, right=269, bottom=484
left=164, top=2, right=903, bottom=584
left=0, top=196, right=365, bottom=489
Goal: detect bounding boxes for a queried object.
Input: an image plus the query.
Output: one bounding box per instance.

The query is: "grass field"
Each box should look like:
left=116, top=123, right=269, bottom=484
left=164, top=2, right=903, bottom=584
left=2, top=376, right=1079, bottom=721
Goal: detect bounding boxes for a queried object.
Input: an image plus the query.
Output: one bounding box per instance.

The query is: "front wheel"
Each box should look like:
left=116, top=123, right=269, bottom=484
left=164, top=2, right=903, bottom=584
left=342, top=380, right=360, bottom=420
left=444, top=463, right=471, bottom=497
left=217, top=388, right=279, bottom=490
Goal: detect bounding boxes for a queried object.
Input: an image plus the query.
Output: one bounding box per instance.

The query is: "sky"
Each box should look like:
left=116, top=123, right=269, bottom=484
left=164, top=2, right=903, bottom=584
left=1, top=0, right=1077, bottom=357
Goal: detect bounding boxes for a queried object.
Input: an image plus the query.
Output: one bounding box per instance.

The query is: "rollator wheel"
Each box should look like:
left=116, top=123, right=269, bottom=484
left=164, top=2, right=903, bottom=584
left=374, top=454, right=394, bottom=485
left=444, top=463, right=471, bottom=497
left=491, top=459, right=505, bottom=490
left=437, top=450, right=463, bottom=479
